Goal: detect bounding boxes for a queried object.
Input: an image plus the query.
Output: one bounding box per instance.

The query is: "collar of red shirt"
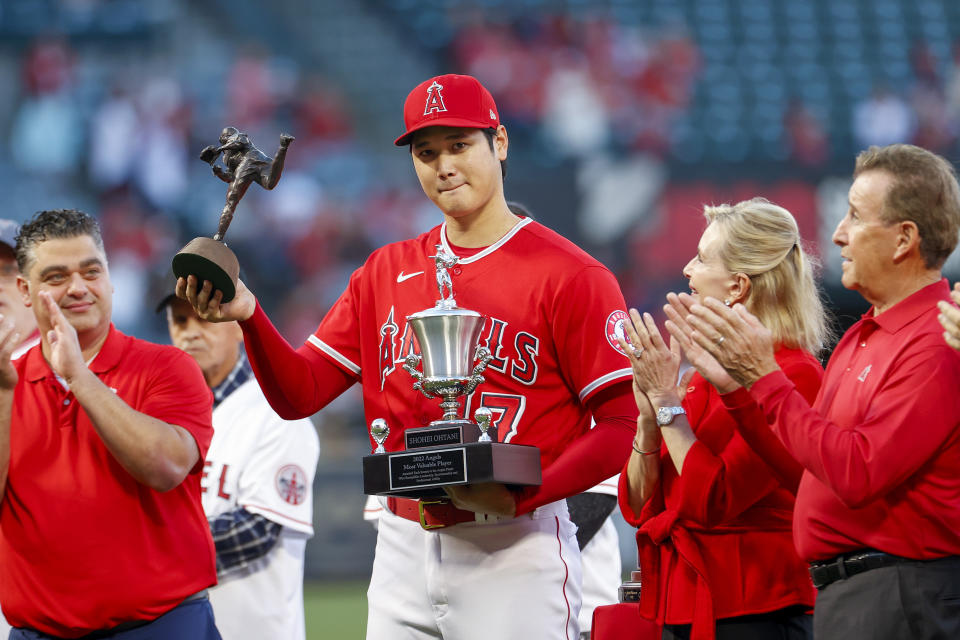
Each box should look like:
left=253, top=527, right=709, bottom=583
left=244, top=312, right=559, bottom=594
left=24, top=324, right=125, bottom=382
left=862, top=277, right=949, bottom=334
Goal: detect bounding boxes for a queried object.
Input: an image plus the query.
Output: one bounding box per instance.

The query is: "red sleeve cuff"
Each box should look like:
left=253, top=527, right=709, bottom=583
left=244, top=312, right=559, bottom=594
left=747, top=369, right=793, bottom=406
left=720, top=386, right=753, bottom=410
left=617, top=465, right=642, bottom=527
left=238, top=299, right=268, bottom=337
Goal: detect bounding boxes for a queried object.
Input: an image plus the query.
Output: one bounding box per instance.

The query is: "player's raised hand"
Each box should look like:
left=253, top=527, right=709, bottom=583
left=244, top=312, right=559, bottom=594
left=664, top=292, right=738, bottom=394
left=176, top=275, right=256, bottom=323
left=0, top=315, right=21, bottom=391
left=937, top=282, right=960, bottom=352
left=685, top=297, right=778, bottom=389
left=444, top=482, right=516, bottom=517
left=39, top=291, right=86, bottom=384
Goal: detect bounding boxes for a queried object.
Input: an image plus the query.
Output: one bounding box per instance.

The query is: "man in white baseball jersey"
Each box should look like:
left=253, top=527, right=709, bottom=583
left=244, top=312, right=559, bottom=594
left=361, top=479, right=623, bottom=640
left=572, top=478, right=622, bottom=640
left=161, top=293, right=319, bottom=640
left=178, top=73, right=637, bottom=639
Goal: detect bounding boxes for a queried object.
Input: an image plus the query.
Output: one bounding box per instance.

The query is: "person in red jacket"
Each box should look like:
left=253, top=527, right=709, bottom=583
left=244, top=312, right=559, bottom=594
left=683, top=144, right=960, bottom=640
left=618, top=198, right=829, bottom=640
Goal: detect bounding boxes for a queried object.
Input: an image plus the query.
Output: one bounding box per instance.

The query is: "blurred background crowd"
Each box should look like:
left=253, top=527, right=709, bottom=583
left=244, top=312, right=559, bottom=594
left=2, top=0, right=960, bottom=580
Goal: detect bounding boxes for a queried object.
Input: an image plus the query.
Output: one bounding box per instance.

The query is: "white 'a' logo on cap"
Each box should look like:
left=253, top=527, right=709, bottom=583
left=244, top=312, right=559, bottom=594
left=424, top=81, right=448, bottom=115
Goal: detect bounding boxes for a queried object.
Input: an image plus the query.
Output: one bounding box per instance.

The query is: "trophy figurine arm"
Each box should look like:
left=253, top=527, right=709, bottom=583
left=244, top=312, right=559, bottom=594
left=211, top=165, right=233, bottom=183
left=199, top=144, right=221, bottom=164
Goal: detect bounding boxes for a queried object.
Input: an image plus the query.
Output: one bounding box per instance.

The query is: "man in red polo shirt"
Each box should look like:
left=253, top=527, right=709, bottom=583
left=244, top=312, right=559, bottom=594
left=0, top=209, right=220, bottom=639
left=678, top=143, right=960, bottom=639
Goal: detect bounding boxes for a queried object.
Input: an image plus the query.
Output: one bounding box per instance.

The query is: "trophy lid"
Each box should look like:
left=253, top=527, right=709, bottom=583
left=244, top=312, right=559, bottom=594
left=407, top=306, right=482, bottom=321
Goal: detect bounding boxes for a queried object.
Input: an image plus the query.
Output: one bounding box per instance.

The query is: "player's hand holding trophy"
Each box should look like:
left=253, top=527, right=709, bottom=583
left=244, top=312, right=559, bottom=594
left=362, top=246, right=542, bottom=498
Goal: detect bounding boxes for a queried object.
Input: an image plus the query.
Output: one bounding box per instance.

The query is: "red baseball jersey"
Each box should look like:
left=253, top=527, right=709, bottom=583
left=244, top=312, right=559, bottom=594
left=308, top=218, right=633, bottom=467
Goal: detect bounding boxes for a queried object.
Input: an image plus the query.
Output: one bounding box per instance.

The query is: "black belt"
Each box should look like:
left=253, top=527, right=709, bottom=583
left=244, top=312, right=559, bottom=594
left=809, top=550, right=907, bottom=590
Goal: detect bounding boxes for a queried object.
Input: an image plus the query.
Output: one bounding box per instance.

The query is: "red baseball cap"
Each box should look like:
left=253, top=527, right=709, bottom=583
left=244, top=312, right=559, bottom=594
left=394, top=74, right=500, bottom=146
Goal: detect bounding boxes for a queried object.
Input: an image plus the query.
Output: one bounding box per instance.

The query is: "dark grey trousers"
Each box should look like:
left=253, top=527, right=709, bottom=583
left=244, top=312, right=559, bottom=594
left=662, top=606, right=812, bottom=640
left=814, top=555, right=960, bottom=640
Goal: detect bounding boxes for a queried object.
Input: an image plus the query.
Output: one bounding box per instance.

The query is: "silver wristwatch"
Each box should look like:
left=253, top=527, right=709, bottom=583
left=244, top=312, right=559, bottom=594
left=656, top=406, right=685, bottom=426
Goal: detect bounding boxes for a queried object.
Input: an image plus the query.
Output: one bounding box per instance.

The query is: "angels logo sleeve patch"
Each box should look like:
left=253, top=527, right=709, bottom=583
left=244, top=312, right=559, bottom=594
left=275, top=464, right=309, bottom=506
left=605, top=310, right=631, bottom=356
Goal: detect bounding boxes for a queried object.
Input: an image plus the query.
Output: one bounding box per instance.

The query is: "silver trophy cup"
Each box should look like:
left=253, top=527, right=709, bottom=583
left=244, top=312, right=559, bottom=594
left=362, top=245, right=541, bottom=498
left=403, top=307, right=492, bottom=421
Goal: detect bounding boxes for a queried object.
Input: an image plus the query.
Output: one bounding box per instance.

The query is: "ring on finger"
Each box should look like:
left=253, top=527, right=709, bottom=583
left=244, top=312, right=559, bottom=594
left=716, top=335, right=725, bottom=346
left=631, top=346, right=644, bottom=358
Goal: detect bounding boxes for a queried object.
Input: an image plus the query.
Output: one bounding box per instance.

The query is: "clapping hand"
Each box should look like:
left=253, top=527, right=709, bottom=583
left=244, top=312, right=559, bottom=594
left=663, top=293, right=739, bottom=394
left=0, top=315, right=21, bottom=391
left=617, top=309, right=692, bottom=406
left=683, top=297, right=778, bottom=389
left=39, top=291, right=87, bottom=384
left=937, top=282, right=960, bottom=352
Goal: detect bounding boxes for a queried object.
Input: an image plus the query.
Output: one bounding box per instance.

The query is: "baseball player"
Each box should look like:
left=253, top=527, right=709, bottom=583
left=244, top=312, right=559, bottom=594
left=179, top=73, right=637, bottom=639
left=500, top=201, right=623, bottom=640
left=361, top=477, right=623, bottom=640
left=161, top=293, right=319, bottom=640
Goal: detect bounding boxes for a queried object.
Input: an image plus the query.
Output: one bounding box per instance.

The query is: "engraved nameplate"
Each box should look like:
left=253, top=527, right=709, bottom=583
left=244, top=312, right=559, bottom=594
left=388, top=448, right=468, bottom=490
left=404, top=425, right=463, bottom=449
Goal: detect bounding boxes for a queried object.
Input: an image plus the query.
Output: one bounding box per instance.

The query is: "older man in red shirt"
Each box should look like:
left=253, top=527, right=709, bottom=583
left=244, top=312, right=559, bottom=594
left=680, top=144, right=960, bottom=640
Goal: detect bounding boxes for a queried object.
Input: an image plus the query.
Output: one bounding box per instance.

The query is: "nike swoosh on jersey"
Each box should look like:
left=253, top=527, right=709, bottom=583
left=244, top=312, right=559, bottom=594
left=397, top=271, right=424, bottom=283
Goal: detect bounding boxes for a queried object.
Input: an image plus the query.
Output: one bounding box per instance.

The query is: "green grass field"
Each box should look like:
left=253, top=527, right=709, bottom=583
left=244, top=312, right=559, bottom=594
left=304, top=580, right=368, bottom=639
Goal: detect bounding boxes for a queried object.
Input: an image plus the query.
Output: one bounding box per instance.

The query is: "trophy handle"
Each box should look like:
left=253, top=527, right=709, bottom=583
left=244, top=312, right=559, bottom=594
left=403, top=353, right=435, bottom=399
left=464, top=346, right=493, bottom=396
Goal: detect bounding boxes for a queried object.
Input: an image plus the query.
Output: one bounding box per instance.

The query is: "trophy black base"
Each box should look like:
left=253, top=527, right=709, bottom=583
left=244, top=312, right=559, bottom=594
left=172, top=237, right=239, bottom=303
left=362, top=442, right=541, bottom=499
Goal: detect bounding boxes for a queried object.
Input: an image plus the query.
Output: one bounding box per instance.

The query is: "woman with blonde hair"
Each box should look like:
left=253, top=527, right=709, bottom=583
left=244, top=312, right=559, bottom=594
left=616, top=198, right=831, bottom=640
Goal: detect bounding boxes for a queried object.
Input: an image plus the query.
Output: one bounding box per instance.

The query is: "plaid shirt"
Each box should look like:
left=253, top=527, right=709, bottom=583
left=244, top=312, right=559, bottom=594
left=211, top=351, right=252, bottom=409
left=208, top=351, right=281, bottom=577
left=210, top=508, right=283, bottom=577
